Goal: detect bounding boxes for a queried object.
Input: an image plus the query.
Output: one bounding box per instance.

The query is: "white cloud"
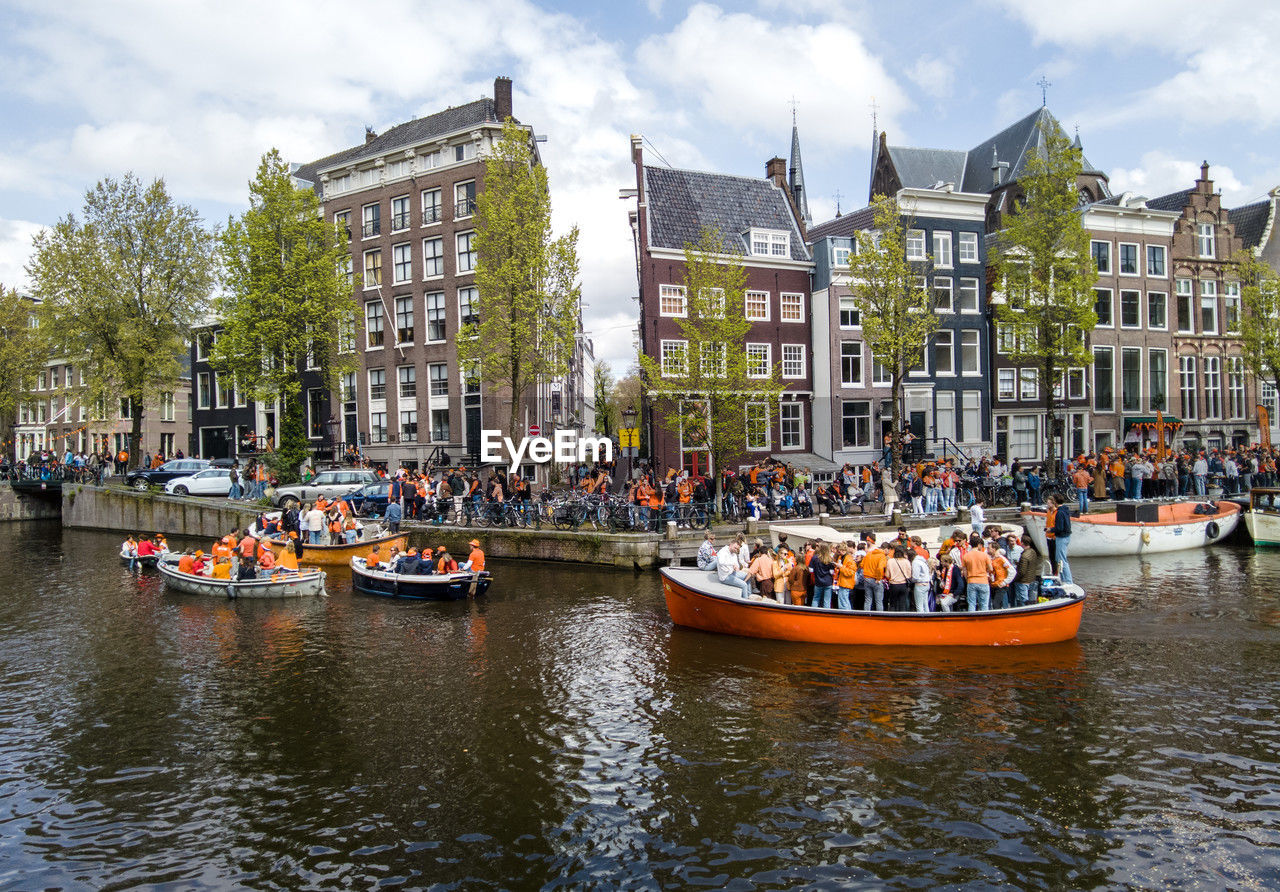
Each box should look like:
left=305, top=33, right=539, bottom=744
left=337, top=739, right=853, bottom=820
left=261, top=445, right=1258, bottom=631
left=0, top=219, right=46, bottom=291
left=584, top=309, right=641, bottom=377
left=906, top=55, right=954, bottom=102
left=1109, top=151, right=1244, bottom=203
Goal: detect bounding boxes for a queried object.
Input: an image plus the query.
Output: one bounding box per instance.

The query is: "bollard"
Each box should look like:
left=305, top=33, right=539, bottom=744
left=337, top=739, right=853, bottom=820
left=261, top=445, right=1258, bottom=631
left=666, top=520, right=677, bottom=540
left=818, top=512, right=830, bottom=525
left=746, top=518, right=758, bottom=535
left=891, top=506, right=903, bottom=526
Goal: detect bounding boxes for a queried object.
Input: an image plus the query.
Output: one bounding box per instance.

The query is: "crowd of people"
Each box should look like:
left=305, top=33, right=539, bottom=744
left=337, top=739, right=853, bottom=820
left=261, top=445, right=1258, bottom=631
left=363, top=540, right=486, bottom=577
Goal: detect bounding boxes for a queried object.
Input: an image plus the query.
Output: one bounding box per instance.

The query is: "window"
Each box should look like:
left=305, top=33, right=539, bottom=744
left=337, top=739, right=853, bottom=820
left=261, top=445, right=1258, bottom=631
left=362, top=203, right=380, bottom=238
left=933, top=330, right=954, bottom=375
left=832, top=245, right=851, bottom=268
left=996, top=325, right=1016, bottom=355
left=841, top=400, right=870, bottom=447
left=1091, top=240, right=1111, bottom=274
left=333, top=210, right=351, bottom=241
left=400, top=410, right=417, bottom=442
left=958, top=232, right=979, bottom=263
left=425, top=292, right=446, bottom=341
left=1067, top=368, right=1086, bottom=400
left=338, top=256, right=352, bottom=289
left=197, top=372, right=211, bottom=409
left=699, top=342, right=727, bottom=378
left=997, top=368, right=1016, bottom=401
left=780, top=403, right=802, bottom=448
left=1118, top=243, right=1139, bottom=275
left=746, top=343, right=771, bottom=378
left=1147, top=292, right=1167, bottom=330
left=365, top=301, right=384, bottom=347
left=1224, top=282, right=1241, bottom=332
left=195, top=332, right=212, bottom=361
left=745, top=291, right=769, bottom=321
left=458, top=287, right=478, bottom=326
left=1176, top=279, right=1194, bottom=333
left=1019, top=369, right=1038, bottom=400
left=1197, top=223, right=1215, bottom=258
left=1203, top=356, right=1221, bottom=419
left=745, top=403, right=770, bottom=450
left=1179, top=356, right=1198, bottom=420
left=1121, top=347, right=1142, bottom=413
left=36, top=371, right=45, bottom=390
left=1094, top=289, right=1113, bottom=327
left=1149, top=349, right=1167, bottom=413
left=1227, top=357, right=1245, bottom=418
left=341, top=373, right=357, bottom=403
left=1120, top=290, right=1141, bottom=328
left=391, top=195, right=410, bottom=232
left=418, top=149, right=440, bottom=171
left=422, top=237, right=444, bottom=278
left=1093, top=347, right=1114, bottom=412
left=338, top=318, right=356, bottom=353
left=430, top=409, right=450, bottom=443
left=773, top=343, right=802, bottom=379
left=368, top=368, right=386, bottom=401
left=392, top=243, right=412, bottom=284
left=1200, top=280, right=1218, bottom=335
left=935, top=391, right=956, bottom=442
left=1010, top=416, right=1038, bottom=457
left=839, top=297, right=861, bottom=327
left=386, top=158, right=410, bottom=180
left=398, top=365, right=416, bottom=399
left=749, top=229, right=790, bottom=257
left=363, top=249, right=381, bottom=288
left=957, top=278, right=979, bottom=313
left=454, top=181, right=476, bottom=219
left=840, top=342, right=862, bottom=386
left=960, top=330, right=980, bottom=375
left=933, top=231, right=953, bottom=268
left=961, top=391, right=981, bottom=442
left=429, top=363, right=449, bottom=397
left=872, top=358, right=892, bottom=386
left=906, top=229, right=926, bottom=260
left=369, top=411, right=387, bottom=444
left=660, top=340, right=688, bottom=377
left=1262, top=382, right=1278, bottom=425
left=780, top=292, right=804, bottom=322
left=660, top=284, right=687, bottom=317
left=421, top=188, right=442, bottom=224
left=1147, top=244, right=1167, bottom=278
left=933, top=277, right=953, bottom=312
left=456, top=231, right=476, bottom=273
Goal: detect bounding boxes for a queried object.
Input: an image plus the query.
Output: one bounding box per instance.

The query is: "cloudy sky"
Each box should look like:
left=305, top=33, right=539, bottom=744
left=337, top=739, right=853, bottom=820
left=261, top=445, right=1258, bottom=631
left=3, top=0, right=1279, bottom=374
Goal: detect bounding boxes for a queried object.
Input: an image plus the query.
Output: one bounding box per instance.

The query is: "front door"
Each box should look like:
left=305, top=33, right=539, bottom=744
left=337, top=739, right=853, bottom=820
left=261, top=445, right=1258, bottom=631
left=995, top=431, right=1008, bottom=463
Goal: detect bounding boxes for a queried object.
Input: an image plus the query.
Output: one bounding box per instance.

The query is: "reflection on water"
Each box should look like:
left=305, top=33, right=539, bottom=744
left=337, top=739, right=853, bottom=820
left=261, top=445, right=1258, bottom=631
left=0, top=523, right=1278, bottom=889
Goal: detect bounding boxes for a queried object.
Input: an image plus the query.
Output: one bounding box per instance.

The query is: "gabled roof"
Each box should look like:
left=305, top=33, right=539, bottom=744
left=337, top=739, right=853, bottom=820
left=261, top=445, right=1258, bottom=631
left=643, top=166, right=811, bottom=262
left=806, top=206, right=876, bottom=241
left=1144, top=188, right=1194, bottom=212
left=293, top=98, right=501, bottom=187
left=1229, top=198, right=1274, bottom=250
left=885, top=146, right=967, bottom=191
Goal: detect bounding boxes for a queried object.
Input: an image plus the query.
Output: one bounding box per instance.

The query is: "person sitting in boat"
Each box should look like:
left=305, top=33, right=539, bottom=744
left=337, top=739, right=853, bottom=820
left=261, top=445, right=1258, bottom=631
left=394, top=547, right=422, bottom=575
left=211, top=556, right=232, bottom=580
left=177, top=549, right=196, bottom=575
left=122, top=536, right=138, bottom=559
left=697, top=532, right=717, bottom=571
left=191, top=550, right=210, bottom=576
left=382, top=545, right=401, bottom=570
left=154, top=534, right=170, bottom=555
left=934, top=554, right=962, bottom=611
left=433, top=546, right=458, bottom=574
left=136, top=535, right=158, bottom=562
left=716, top=542, right=752, bottom=599
left=461, top=540, right=485, bottom=574
left=276, top=536, right=299, bottom=574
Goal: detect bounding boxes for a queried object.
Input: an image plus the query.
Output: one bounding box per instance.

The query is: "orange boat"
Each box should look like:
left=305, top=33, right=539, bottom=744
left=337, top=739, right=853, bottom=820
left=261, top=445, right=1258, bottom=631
left=264, top=532, right=408, bottom=567
left=661, top=567, right=1085, bottom=647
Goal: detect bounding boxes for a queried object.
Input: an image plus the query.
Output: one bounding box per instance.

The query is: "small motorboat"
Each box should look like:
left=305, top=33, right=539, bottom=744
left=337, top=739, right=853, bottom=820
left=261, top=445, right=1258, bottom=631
left=350, top=556, right=491, bottom=601
left=1022, top=499, right=1240, bottom=557
left=119, top=549, right=162, bottom=568
left=1244, top=488, right=1280, bottom=547
left=157, top=554, right=326, bottom=599
left=661, top=567, right=1085, bottom=647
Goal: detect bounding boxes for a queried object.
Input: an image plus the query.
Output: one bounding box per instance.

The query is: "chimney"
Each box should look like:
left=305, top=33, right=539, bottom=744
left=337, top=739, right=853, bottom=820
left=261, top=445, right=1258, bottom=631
left=494, top=76, right=513, bottom=122
left=766, top=156, right=786, bottom=187
left=365, top=126, right=377, bottom=145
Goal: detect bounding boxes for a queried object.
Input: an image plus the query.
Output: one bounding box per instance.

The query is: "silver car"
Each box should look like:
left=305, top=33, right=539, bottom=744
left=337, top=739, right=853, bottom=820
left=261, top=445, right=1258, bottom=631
left=272, top=469, right=381, bottom=508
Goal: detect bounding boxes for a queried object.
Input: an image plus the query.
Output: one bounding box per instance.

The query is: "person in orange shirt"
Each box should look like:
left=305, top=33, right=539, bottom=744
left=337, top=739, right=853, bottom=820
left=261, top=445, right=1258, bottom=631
left=834, top=544, right=859, bottom=610
left=961, top=534, right=993, bottom=611
left=860, top=543, right=887, bottom=611
left=277, top=535, right=299, bottom=573
left=1071, top=463, right=1093, bottom=515
left=177, top=550, right=195, bottom=575
left=463, top=539, right=485, bottom=573
left=257, top=542, right=276, bottom=576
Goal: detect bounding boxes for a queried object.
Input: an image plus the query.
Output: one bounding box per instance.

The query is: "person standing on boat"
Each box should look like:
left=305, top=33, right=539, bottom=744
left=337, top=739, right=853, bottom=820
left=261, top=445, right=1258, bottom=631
left=1014, top=535, right=1042, bottom=606
left=748, top=547, right=775, bottom=600
left=988, top=541, right=1015, bottom=609
left=303, top=502, right=325, bottom=544
left=860, top=542, right=887, bottom=611
left=884, top=545, right=913, bottom=612
left=1044, top=494, right=1073, bottom=584
left=834, top=543, right=858, bottom=611
left=383, top=498, right=403, bottom=534
left=910, top=546, right=932, bottom=612
left=961, top=534, right=993, bottom=611
left=810, top=544, right=836, bottom=609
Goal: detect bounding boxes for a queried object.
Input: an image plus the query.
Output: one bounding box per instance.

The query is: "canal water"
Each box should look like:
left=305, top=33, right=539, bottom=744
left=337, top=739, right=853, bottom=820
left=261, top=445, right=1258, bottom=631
left=1, top=523, right=1279, bottom=890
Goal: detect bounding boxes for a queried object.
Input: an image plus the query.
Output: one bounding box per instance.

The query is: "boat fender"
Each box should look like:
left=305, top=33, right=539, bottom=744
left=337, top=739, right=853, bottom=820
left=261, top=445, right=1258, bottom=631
left=1206, top=521, right=1220, bottom=539
left=226, top=583, right=236, bottom=600
left=1141, top=528, right=1152, bottom=545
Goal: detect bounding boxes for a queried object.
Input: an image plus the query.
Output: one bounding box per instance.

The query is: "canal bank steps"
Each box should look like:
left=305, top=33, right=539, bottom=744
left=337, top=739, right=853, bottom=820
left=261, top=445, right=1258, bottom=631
left=32, top=483, right=1028, bottom=571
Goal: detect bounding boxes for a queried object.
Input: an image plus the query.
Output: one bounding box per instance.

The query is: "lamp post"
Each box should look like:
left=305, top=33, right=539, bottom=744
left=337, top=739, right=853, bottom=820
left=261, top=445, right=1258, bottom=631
left=326, top=417, right=341, bottom=466
left=621, top=404, right=637, bottom=487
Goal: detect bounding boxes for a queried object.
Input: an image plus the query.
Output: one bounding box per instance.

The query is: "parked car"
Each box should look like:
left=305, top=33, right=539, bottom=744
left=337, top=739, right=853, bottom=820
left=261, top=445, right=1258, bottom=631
left=345, top=481, right=391, bottom=517
left=164, top=468, right=234, bottom=497
left=272, top=469, right=381, bottom=508
left=125, top=459, right=210, bottom=490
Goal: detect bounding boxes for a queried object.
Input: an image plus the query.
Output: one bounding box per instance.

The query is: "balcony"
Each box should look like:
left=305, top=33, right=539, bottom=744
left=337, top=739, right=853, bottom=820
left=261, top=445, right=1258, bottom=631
left=362, top=220, right=381, bottom=238
left=454, top=198, right=475, bottom=219
left=391, top=213, right=410, bottom=232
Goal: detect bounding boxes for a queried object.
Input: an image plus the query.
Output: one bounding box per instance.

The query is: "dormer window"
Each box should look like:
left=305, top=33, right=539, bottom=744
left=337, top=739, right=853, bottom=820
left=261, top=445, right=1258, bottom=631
left=749, top=228, right=790, bottom=258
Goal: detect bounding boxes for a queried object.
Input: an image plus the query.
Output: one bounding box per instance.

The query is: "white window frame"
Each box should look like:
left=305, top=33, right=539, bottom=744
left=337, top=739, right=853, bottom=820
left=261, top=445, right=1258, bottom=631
left=779, top=402, right=803, bottom=450
left=362, top=248, right=381, bottom=289
left=997, top=368, right=1016, bottom=401
left=746, top=343, right=771, bottom=378
left=838, top=296, right=861, bottom=328
left=398, top=364, right=416, bottom=400
left=1148, top=348, right=1168, bottom=414
left=421, top=188, right=442, bottom=225
left=1224, top=281, right=1241, bottom=333
left=933, top=276, right=953, bottom=313
left=1093, top=346, right=1114, bottom=412
left=659, top=284, right=687, bottom=318
left=1200, top=280, right=1218, bottom=335
left=749, top=228, right=790, bottom=258
left=1197, top=223, right=1215, bottom=259
left=1179, top=355, right=1198, bottom=421
left=958, top=232, right=979, bottom=264
left=392, top=242, right=412, bottom=284
left=781, top=344, right=805, bottom=379
left=394, top=295, right=414, bottom=345
left=932, top=329, right=954, bottom=376
left=960, top=329, right=981, bottom=376
left=364, top=301, right=384, bottom=349
left=933, top=231, right=953, bottom=269
left=422, top=237, right=444, bottom=279
left=1176, top=279, right=1194, bottom=333
left=425, top=292, right=446, bottom=343
left=1147, top=291, right=1168, bottom=331
left=1117, top=242, right=1140, bottom=276
left=1019, top=368, right=1038, bottom=401
left=840, top=341, right=863, bottom=387
left=906, top=229, right=926, bottom=261
left=745, top=402, right=771, bottom=450
left=1119, top=289, right=1142, bottom=330
left=780, top=292, right=804, bottom=322
left=1146, top=244, right=1167, bottom=278
left=1120, top=346, right=1143, bottom=414
left=872, top=358, right=892, bottom=386
left=390, top=194, right=410, bottom=233
left=1203, top=355, right=1222, bottom=419
left=744, top=290, right=770, bottom=321
left=957, top=277, right=979, bottom=314
left=456, top=231, right=477, bottom=274
left=660, top=340, right=688, bottom=377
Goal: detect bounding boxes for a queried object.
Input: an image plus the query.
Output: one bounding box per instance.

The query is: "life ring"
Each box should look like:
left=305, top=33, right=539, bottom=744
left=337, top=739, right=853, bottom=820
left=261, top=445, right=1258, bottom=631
left=1205, top=521, right=1220, bottom=539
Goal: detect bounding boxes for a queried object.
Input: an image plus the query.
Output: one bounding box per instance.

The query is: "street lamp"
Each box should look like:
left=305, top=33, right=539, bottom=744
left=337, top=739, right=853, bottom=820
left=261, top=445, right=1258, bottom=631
left=326, top=416, right=342, bottom=465
left=621, top=404, right=637, bottom=486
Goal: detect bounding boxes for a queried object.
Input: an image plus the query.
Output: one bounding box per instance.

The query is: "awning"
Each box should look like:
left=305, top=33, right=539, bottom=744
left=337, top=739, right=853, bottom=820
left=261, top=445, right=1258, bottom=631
left=1123, top=416, right=1182, bottom=429
left=767, top=452, right=842, bottom=476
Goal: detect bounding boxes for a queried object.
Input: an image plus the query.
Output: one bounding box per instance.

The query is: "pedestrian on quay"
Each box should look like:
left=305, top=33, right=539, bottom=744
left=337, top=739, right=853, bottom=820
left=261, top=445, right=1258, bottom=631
left=384, top=498, right=403, bottom=534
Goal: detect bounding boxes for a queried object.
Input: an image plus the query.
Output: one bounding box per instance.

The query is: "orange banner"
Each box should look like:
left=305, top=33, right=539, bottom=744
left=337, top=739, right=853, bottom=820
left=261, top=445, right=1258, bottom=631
left=1156, top=410, right=1166, bottom=463
left=1260, top=405, right=1272, bottom=450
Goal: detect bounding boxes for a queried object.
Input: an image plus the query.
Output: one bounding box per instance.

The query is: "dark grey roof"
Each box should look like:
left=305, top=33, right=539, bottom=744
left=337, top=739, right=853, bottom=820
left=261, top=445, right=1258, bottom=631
left=789, top=123, right=811, bottom=226
left=293, top=98, right=500, bottom=187
left=806, top=206, right=876, bottom=241
left=644, top=166, right=811, bottom=262
left=885, top=146, right=967, bottom=190
left=1144, top=188, right=1193, bottom=212
left=1229, top=198, right=1274, bottom=249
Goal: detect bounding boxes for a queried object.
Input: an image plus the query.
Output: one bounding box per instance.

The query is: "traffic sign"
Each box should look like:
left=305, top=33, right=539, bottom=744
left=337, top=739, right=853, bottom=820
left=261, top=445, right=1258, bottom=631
left=529, top=424, right=540, bottom=436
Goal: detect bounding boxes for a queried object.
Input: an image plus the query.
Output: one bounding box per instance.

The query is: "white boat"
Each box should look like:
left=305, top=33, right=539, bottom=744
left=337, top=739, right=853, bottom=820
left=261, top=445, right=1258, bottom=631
left=1244, top=488, right=1280, bottom=547
left=157, top=554, right=327, bottom=598
left=1022, top=500, right=1240, bottom=558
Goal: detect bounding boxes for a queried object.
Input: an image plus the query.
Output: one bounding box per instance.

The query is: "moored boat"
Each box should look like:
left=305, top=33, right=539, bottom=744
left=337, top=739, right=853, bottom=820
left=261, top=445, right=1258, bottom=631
left=119, top=550, right=160, bottom=568
left=660, top=567, right=1084, bottom=646
left=157, top=554, right=326, bottom=598
left=350, top=556, right=491, bottom=600
left=1244, top=488, right=1280, bottom=547
left=1022, top=499, right=1240, bottom=558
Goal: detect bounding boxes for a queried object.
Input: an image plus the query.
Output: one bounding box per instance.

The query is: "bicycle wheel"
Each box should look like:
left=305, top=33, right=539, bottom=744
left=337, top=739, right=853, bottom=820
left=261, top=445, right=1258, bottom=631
left=995, top=486, right=1017, bottom=507
left=688, top=506, right=709, bottom=530
left=553, top=505, right=576, bottom=531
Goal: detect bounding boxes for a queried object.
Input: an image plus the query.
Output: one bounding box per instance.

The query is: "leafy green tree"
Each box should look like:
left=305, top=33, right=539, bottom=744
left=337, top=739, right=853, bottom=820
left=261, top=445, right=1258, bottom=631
left=593, top=361, right=617, bottom=438
left=639, top=228, right=785, bottom=501
left=1238, top=251, right=1280, bottom=410
left=213, top=149, right=357, bottom=483
left=987, top=122, right=1097, bottom=475
left=0, top=285, right=46, bottom=441
left=458, top=120, right=581, bottom=437
left=27, top=174, right=216, bottom=468
left=846, top=194, right=939, bottom=475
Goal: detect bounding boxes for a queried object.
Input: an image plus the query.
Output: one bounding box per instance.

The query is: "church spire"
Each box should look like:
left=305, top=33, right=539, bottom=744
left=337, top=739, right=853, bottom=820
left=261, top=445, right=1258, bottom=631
left=788, top=112, right=812, bottom=227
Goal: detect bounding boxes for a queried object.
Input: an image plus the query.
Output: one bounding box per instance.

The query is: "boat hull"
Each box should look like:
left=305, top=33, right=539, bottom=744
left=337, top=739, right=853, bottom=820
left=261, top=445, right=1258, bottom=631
left=120, top=552, right=159, bottom=568
left=1022, top=501, right=1240, bottom=557
left=661, top=568, right=1083, bottom=646
left=265, top=533, right=408, bottom=567
left=350, top=557, right=491, bottom=600
left=1245, top=511, right=1280, bottom=547
left=157, top=556, right=326, bottom=598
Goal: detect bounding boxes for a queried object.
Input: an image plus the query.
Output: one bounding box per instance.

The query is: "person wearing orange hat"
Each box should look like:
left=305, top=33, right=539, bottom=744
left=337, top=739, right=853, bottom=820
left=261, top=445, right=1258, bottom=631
left=462, top=539, right=485, bottom=573
left=191, top=550, right=208, bottom=576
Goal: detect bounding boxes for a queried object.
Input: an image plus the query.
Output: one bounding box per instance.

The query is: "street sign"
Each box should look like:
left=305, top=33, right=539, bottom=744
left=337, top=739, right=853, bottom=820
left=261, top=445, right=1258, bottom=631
left=618, top=427, right=639, bottom=449
left=529, top=424, right=540, bottom=436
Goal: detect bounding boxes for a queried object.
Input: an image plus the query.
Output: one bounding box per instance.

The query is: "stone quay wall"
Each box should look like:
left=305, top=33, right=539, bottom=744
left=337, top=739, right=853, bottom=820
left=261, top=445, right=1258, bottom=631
left=0, top=483, right=63, bottom=522
left=62, top=485, right=262, bottom=540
